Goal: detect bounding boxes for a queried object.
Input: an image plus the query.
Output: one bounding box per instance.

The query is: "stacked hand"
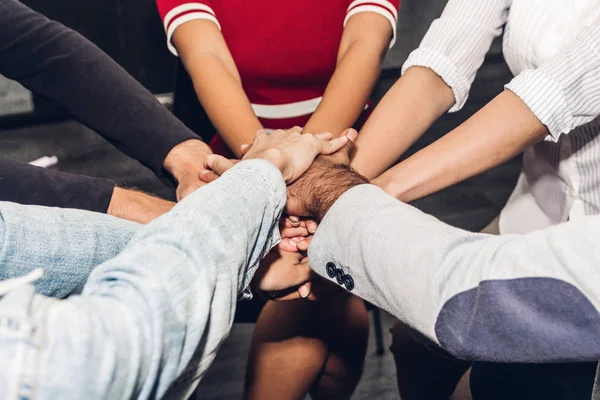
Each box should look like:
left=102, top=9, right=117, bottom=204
left=202, top=127, right=365, bottom=300
left=163, top=139, right=218, bottom=200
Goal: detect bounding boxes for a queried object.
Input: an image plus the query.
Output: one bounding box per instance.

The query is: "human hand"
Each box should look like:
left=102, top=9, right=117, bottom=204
left=235, top=127, right=351, bottom=183
left=199, top=159, right=239, bottom=183
left=278, top=216, right=318, bottom=252
left=286, top=128, right=368, bottom=218
left=253, top=247, right=316, bottom=300
left=162, top=139, right=218, bottom=200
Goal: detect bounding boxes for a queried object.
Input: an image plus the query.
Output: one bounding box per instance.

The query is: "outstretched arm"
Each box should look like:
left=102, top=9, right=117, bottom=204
left=351, top=0, right=510, bottom=179
left=303, top=2, right=398, bottom=136
left=309, top=182, right=600, bottom=364
left=373, top=16, right=600, bottom=202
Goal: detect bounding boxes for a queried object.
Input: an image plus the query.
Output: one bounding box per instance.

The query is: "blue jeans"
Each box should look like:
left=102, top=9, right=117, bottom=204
left=0, top=159, right=285, bottom=399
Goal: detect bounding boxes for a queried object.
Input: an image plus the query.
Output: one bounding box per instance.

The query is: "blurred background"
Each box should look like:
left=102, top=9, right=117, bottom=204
left=0, top=1, right=520, bottom=398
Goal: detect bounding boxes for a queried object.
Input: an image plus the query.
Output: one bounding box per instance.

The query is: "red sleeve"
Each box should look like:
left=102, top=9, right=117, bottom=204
left=344, top=0, right=400, bottom=48
left=155, top=0, right=220, bottom=56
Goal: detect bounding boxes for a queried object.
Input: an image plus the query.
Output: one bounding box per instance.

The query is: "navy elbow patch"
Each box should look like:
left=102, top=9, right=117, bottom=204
left=434, top=277, right=600, bottom=363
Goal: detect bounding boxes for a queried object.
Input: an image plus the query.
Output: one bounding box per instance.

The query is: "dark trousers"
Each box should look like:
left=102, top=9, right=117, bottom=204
left=390, top=321, right=597, bottom=400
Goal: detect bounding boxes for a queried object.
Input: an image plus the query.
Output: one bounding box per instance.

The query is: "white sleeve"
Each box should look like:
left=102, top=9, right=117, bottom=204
left=402, top=0, right=510, bottom=112
left=506, top=21, right=600, bottom=140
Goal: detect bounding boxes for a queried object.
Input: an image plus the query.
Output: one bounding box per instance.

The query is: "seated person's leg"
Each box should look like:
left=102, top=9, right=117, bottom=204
left=310, top=292, right=369, bottom=400
left=388, top=215, right=501, bottom=400
left=245, top=290, right=368, bottom=400
left=0, top=201, right=139, bottom=298
left=470, top=361, right=598, bottom=400
left=390, top=320, right=471, bottom=400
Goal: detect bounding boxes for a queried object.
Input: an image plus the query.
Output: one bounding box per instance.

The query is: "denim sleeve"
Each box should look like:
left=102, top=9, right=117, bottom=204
left=310, top=184, right=600, bottom=364
left=0, top=201, right=140, bottom=298
left=0, top=159, right=285, bottom=400
left=0, top=0, right=199, bottom=180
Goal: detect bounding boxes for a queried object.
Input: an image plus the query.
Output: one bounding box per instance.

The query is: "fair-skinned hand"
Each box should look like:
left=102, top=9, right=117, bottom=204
left=205, top=127, right=351, bottom=184
left=278, top=217, right=318, bottom=251
left=162, top=139, right=218, bottom=200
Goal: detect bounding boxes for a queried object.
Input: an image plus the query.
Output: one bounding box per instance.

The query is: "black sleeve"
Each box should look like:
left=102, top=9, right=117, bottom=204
left=0, top=0, right=200, bottom=180
left=0, top=157, right=115, bottom=213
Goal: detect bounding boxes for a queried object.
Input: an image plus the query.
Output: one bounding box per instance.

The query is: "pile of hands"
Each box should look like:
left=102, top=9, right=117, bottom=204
left=184, top=126, right=363, bottom=302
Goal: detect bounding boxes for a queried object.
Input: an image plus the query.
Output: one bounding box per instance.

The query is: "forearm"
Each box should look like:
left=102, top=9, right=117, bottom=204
left=185, top=54, right=262, bottom=157
left=303, top=42, right=382, bottom=136
left=310, top=185, right=600, bottom=363
left=350, top=0, right=510, bottom=180
left=107, top=187, right=175, bottom=224
left=381, top=90, right=548, bottom=202
left=0, top=202, right=139, bottom=298
left=32, top=160, right=285, bottom=398
left=350, top=67, right=454, bottom=179
left=0, top=0, right=199, bottom=177
left=0, top=156, right=115, bottom=212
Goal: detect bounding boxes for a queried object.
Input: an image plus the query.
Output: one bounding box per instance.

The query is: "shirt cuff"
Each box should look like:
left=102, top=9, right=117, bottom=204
left=308, top=184, right=375, bottom=280
left=505, top=23, right=600, bottom=141
left=226, top=159, right=285, bottom=299
left=505, top=70, right=571, bottom=142
left=402, top=48, right=471, bottom=113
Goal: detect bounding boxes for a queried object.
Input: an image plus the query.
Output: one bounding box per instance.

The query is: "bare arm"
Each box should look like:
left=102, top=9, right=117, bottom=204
left=378, top=90, right=547, bottom=201
left=377, top=17, right=600, bottom=202
left=303, top=13, right=392, bottom=136
left=350, top=0, right=510, bottom=179
left=350, top=67, right=454, bottom=179
left=173, top=20, right=262, bottom=157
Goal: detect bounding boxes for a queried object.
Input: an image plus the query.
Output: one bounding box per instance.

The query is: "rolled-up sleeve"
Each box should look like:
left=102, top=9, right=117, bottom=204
left=506, top=21, right=600, bottom=140
left=401, top=0, right=510, bottom=112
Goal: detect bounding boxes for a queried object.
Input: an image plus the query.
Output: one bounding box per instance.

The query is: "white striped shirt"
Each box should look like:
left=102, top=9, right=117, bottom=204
left=402, top=0, right=600, bottom=233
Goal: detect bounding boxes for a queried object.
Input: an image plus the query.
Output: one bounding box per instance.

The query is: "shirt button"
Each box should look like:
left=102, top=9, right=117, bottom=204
left=343, top=274, right=355, bottom=291
left=326, top=262, right=337, bottom=278
left=336, top=269, right=345, bottom=285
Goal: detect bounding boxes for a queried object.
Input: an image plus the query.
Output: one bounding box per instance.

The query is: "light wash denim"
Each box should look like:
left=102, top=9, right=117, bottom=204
left=0, top=202, right=139, bottom=298
left=0, top=159, right=284, bottom=400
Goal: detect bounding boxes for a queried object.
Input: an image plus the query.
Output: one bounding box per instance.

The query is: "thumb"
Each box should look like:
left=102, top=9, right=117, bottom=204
left=320, top=128, right=357, bottom=164
left=205, top=155, right=235, bottom=176
left=337, top=128, right=358, bottom=159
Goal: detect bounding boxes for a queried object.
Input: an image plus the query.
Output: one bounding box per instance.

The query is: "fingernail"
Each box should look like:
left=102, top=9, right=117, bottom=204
left=298, top=284, right=310, bottom=299
left=308, top=222, right=317, bottom=234
left=289, top=216, right=299, bottom=223
left=346, top=128, right=358, bottom=142
left=241, top=144, right=249, bottom=150
left=206, top=155, right=216, bottom=168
